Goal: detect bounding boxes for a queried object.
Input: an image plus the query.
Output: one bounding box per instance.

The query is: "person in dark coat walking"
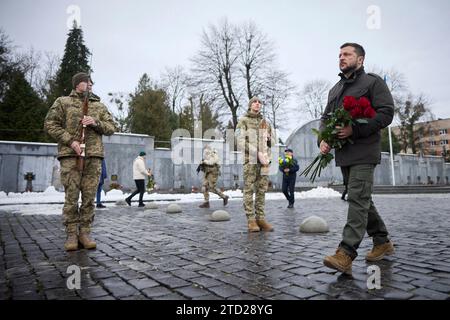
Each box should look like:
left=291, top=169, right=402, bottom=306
left=279, top=148, right=299, bottom=208
left=320, top=43, right=395, bottom=275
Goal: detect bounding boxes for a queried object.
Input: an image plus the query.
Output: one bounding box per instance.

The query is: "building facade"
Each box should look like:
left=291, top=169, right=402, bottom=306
left=392, top=118, right=450, bottom=159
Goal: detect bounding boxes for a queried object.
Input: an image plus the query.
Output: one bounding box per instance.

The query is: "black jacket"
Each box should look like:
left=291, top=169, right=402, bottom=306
left=320, top=67, right=394, bottom=167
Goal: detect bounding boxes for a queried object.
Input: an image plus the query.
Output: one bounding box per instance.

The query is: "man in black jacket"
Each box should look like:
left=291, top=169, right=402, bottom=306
left=320, top=43, right=395, bottom=275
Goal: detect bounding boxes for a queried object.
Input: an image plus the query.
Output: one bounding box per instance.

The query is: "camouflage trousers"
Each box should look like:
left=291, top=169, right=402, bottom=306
left=202, top=171, right=226, bottom=202
left=243, top=163, right=269, bottom=220
left=60, top=157, right=102, bottom=234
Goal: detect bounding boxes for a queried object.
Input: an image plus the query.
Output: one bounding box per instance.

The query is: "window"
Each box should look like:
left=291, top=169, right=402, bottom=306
left=439, top=129, right=448, bottom=135
left=430, top=141, right=438, bottom=146
left=440, top=140, right=449, bottom=145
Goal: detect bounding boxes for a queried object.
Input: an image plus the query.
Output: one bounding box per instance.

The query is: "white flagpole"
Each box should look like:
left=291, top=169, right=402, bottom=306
left=384, top=74, right=396, bottom=186
left=388, top=125, right=396, bottom=186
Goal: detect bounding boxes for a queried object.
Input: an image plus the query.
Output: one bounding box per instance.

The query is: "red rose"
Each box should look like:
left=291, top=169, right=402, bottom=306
left=343, top=96, right=358, bottom=111
left=350, top=106, right=363, bottom=118
left=363, top=107, right=376, bottom=118
left=358, top=97, right=371, bottom=109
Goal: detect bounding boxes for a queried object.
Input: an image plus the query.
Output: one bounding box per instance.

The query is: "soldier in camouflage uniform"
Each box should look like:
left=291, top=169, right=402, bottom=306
left=44, top=72, right=117, bottom=251
left=236, top=97, right=275, bottom=232
left=199, top=145, right=229, bottom=208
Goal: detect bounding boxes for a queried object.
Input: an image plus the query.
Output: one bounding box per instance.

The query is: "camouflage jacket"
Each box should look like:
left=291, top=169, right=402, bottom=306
left=44, top=90, right=118, bottom=159
left=202, top=148, right=221, bottom=174
left=236, top=111, right=275, bottom=164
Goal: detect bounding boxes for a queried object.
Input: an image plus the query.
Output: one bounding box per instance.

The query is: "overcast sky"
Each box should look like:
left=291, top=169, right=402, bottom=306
left=1, top=0, right=449, bottom=139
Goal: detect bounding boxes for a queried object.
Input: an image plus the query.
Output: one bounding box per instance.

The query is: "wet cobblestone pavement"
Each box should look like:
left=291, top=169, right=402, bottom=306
left=1, top=194, right=450, bottom=300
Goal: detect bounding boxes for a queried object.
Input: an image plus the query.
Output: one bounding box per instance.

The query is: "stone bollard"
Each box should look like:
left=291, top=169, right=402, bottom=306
left=209, top=210, right=231, bottom=222
left=299, top=216, right=329, bottom=233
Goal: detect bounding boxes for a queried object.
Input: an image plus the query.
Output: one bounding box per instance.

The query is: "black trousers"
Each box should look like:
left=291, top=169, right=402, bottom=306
left=128, top=179, right=145, bottom=204
left=282, top=176, right=296, bottom=204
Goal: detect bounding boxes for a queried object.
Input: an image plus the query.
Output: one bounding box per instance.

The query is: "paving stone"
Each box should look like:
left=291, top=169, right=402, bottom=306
left=190, top=276, right=223, bottom=288
left=156, top=276, right=191, bottom=289
left=175, top=285, right=213, bottom=298
left=78, top=286, right=110, bottom=299
left=280, top=285, right=319, bottom=299
left=383, top=290, right=414, bottom=300
left=128, top=278, right=159, bottom=290
left=142, top=286, right=173, bottom=298
left=208, top=285, right=242, bottom=298
left=411, top=287, right=449, bottom=300
left=100, top=277, right=140, bottom=298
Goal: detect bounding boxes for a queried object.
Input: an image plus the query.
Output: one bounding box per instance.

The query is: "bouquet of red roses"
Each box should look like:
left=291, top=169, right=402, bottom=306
left=300, top=96, right=376, bottom=182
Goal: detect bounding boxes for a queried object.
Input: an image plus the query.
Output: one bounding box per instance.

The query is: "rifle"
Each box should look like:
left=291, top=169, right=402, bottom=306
left=196, top=160, right=205, bottom=174
left=76, top=89, right=89, bottom=171
left=76, top=54, right=93, bottom=172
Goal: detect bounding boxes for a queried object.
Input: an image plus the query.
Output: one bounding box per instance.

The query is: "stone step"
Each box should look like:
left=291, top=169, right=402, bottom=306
left=294, top=185, right=450, bottom=194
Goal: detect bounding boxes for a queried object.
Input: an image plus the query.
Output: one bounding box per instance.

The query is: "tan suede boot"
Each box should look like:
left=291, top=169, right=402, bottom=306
left=247, top=219, right=260, bottom=232
left=366, top=241, right=394, bottom=262
left=78, top=232, right=97, bottom=250
left=256, top=219, right=274, bottom=232
left=323, top=248, right=353, bottom=275
left=64, top=233, right=78, bottom=251
left=199, top=202, right=210, bottom=208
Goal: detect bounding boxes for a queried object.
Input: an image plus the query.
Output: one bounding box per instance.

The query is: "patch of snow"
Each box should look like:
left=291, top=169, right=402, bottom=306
left=43, top=186, right=60, bottom=195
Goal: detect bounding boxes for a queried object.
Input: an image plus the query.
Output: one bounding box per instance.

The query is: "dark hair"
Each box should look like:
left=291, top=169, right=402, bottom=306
left=340, top=42, right=366, bottom=57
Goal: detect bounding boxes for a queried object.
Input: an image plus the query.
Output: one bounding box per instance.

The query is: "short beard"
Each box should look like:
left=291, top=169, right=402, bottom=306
left=340, top=63, right=359, bottom=75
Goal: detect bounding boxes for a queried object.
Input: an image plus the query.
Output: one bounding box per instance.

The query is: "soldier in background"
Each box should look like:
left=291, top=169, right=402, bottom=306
left=44, top=72, right=117, bottom=251
left=198, top=145, right=229, bottom=208
left=236, top=96, right=275, bottom=232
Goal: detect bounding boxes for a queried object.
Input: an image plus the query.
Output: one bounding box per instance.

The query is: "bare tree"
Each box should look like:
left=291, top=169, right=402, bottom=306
left=191, top=18, right=242, bottom=129
left=367, top=66, right=408, bottom=108
left=237, top=21, right=275, bottom=100
left=17, top=48, right=59, bottom=100
left=397, top=93, right=434, bottom=154
left=262, top=69, right=295, bottom=132
left=161, top=65, right=188, bottom=113
left=297, top=79, right=331, bottom=120
left=108, top=91, right=129, bottom=132
left=191, top=19, right=286, bottom=130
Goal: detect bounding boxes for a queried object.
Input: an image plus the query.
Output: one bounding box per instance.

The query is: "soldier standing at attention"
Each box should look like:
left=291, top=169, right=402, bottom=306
left=198, top=145, right=229, bottom=208
left=44, top=72, right=118, bottom=251
left=236, top=97, right=275, bottom=232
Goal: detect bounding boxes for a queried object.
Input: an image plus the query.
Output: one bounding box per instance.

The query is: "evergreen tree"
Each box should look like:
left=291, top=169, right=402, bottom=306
left=47, top=21, right=91, bottom=103
left=178, top=104, right=195, bottom=137
left=199, top=101, right=220, bottom=134
left=0, top=30, right=18, bottom=103
left=0, top=71, right=47, bottom=142
left=127, top=74, right=175, bottom=147
left=381, top=127, right=400, bottom=154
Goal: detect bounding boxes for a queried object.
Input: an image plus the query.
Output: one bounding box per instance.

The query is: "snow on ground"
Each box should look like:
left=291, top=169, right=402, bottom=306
left=0, top=186, right=341, bottom=215
left=6, top=204, right=64, bottom=216
left=0, top=186, right=448, bottom=216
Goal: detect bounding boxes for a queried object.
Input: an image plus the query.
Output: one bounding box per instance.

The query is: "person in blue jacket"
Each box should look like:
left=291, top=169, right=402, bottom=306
left=279, top=148, right=299, bottom=208
left=96, top=159, right=107, bottom=208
